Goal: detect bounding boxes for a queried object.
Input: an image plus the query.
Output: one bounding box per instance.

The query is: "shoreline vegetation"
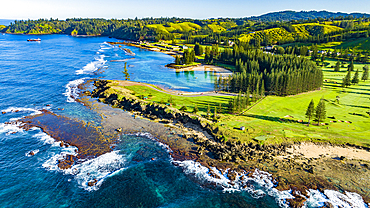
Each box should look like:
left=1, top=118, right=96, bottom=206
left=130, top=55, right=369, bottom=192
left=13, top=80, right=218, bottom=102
left=3, top=12, right=370, bottom=206
left=82, top=79, right=370, bottom=206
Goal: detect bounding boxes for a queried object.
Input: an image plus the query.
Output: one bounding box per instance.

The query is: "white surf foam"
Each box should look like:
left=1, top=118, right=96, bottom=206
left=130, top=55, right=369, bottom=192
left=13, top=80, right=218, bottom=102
left=0, top=122, right=24, bottom=135
left=304, top=189, right=369, bottom=208
left=173, top=160, right=295, bottom=207
left=76, top=54, right=106, bottom=75
left=25, top=149, right=39, bottom=157
left=173, top=160, right=369, bottom=208
left=42, top=149, right=126, bottom=191
left=75, top=42, right=116, bottom=75
left=32, top=131, right=57, bottom=145
left=65, top=151, right=126, bottom=191
left=1, top=107, right=42, bottom=115
left=64, top=78, right=85, bottom=102
left=131, top=132, right=172, bottom=153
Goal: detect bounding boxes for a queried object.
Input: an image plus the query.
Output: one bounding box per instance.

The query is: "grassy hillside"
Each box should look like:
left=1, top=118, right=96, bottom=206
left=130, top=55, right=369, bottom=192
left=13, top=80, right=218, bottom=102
left=293, top=23, right=343, bottom=38
left=207, top=23, right=227, bottom=33
left=145, top=22, right=201, bottom=33
left=238, top=23, right=343, bottom=43
left=239, top=27, right=294, bottom=43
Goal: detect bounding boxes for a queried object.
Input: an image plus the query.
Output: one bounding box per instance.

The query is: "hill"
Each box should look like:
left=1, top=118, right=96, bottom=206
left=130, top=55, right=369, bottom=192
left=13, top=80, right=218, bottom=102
left=239, top=23, right=343, bottom=44
left=246, top=10, right=370, bottom=22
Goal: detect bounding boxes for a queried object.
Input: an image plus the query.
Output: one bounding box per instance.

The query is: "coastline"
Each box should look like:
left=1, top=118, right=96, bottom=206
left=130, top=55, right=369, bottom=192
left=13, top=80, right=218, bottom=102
left=82, top=79, right=370, bottom=206
left=11, top=77, right=370, bottom=206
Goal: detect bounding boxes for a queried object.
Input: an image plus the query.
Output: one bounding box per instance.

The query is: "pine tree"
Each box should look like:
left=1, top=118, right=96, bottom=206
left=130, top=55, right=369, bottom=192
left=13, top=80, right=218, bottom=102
left=214, top=77, right=219, bottom=91
left=218, top=103, right=222, bottom=114
left=334, top=61, right=340, bottom=72
left=194, top=43, right=202, bottom=56
left=193, top=104, right=199, bottom=114
left=245, top=89, right=250, bottom=107
left=305, top=99, right=315, bottom=126
left=122, top=62, right=130, bottom=80
left=352, top=69, right=360, bottom=84
left=204, top=46, right=211, bottom=64
left=227, top=97, right=235, bottom=113
left=362, top=65, right=369, bottom=81
left=207, top=104, right=211, bottom=119
left=343, top=70, right=352, bottom=87
left=175, top=55, right=181, bottom=65
left=315, top=99, right=326, bottom=125
left=213, top=106, right=217, bottom=120
left=260, top=80, right=265, bottom=97
left=348, top=61, right=354, bottom=71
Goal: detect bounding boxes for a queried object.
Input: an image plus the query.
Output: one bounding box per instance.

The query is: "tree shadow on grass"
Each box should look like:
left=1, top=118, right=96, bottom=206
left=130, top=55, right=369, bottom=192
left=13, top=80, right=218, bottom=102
left=243, top=114, right=302, bottom=124
left=323, top=85, right=370, bottom=96
left=342, top=104, right=370, bottom=110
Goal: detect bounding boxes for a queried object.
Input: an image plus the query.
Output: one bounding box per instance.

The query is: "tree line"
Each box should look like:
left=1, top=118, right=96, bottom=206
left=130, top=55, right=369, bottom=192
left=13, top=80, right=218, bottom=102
left=212, top=45, right=323, bottom=96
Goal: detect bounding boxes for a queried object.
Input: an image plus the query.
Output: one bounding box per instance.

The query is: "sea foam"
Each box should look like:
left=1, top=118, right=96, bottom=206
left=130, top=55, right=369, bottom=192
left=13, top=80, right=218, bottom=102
left=172, top=160, right=369, bottom=208
left=1, top=107, right=42, bottom=115
left=43, top=149, right=127, bottom=191
left=0, top=107, right=44, bottom=135
left=64, top=78, right=85, bottom=102
left=303, top=189, right=369, bottom=208
left=76, top=42, right=112, bottom=75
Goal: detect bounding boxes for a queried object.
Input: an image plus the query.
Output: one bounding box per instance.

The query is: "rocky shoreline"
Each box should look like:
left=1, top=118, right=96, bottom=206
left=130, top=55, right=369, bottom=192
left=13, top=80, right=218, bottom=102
left=86, top=79, right=370, bottom=207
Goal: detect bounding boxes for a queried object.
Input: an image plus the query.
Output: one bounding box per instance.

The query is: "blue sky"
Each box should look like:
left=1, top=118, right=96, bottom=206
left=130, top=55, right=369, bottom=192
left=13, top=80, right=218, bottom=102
left=1, top=0, right=369, bottom=20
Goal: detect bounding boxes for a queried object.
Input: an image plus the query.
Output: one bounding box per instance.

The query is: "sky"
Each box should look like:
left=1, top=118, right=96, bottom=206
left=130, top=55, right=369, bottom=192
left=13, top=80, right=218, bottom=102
left=1, top=0, right=369, bottom=20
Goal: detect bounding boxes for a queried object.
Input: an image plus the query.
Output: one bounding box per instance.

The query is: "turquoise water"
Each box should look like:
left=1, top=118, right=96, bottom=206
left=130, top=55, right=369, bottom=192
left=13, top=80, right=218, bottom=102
left=0, top=34, right=280, bottom=208
left=0, top=34, right=365, bottom=208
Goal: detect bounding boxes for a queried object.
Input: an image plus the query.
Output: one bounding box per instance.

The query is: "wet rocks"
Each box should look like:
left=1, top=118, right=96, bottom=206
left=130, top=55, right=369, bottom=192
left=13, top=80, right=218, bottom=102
left=88, top=179, right=98, bottom=186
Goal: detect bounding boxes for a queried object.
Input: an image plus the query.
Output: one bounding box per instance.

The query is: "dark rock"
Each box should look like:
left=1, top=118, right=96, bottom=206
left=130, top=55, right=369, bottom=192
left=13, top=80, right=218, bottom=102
left=88, top=179, right=98, bottom=186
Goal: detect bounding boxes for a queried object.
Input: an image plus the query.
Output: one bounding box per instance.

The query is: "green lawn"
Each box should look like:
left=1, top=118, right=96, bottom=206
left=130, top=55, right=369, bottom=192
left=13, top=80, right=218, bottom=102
left=112, top=61, right=370, bottom=147
left=218, top=62, right=370, bottom=146
left=281, top=38, right=370, bottom=52
left=123, top=85, right=232, bottom=117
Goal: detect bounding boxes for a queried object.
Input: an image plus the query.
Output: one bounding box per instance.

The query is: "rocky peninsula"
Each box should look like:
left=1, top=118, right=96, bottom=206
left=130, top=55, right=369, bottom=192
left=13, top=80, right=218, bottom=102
left=82, top=79, right=370, bottom=207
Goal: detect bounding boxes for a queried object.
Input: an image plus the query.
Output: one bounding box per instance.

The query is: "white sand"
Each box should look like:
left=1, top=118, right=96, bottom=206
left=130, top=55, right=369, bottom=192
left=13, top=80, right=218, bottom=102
left=286, top=142, right=370, bottom=161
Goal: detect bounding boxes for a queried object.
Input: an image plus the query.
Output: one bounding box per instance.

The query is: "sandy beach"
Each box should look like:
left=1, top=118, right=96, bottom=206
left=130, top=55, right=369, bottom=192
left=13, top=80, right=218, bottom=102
left=286, top=142, right=370, bottom=161
left=173, top=64, right=233, bottom=76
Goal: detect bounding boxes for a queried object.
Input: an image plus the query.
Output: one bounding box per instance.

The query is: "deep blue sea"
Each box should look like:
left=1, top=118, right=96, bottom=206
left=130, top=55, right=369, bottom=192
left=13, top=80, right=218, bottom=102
left=0, top=34, right=367, bottom=208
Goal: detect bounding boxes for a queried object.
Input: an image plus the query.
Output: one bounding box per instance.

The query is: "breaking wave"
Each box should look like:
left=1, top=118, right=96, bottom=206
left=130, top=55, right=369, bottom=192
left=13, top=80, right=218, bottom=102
left=64, top=78, right=85, bottom=102
left=172, top=160, right=369, bottom=208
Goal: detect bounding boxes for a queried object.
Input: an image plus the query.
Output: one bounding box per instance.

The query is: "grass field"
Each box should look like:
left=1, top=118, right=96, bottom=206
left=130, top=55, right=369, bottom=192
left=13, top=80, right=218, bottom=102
left=238, top=23, right=342, bottom=44
left=282, top=37, right=370, bottom=52
left=145, top=22, right=201, bottom=33
left=218, top=61, right=370, bottom=146
left=111, top=60, right=370, bottom=147
left=123, top=85, right=231, bottom=115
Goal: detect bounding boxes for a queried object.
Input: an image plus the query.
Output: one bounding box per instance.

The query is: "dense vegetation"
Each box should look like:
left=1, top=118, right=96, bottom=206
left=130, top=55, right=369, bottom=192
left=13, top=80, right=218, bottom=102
left=3, top=11, right=370, bottom=49
left=214, top=47, right=323, bottom=96
left=246, top=10, right=370, bottom=22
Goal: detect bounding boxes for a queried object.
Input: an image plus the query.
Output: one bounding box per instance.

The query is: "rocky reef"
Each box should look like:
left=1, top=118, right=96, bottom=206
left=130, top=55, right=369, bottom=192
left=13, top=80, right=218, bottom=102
left=88, top=79, right=370, bottom=206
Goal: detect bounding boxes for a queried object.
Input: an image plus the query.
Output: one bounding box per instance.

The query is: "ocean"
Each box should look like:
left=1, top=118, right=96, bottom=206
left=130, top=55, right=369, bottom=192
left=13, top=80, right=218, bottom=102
left=0, top=33, right=367, bottom=208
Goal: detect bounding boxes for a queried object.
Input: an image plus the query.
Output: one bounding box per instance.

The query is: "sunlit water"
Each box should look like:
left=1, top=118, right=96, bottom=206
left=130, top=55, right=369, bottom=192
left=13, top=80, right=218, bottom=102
left=0, top=34, right=366, bottom=208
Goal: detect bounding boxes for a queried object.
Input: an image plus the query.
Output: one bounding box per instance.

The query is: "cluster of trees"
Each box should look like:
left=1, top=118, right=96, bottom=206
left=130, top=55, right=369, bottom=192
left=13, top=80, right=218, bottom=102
left=4, top=15, right=370, bottom=48
left=227, top=92, right=251, bottom=114
left=342, top=65, right=369, bottom=87
left=175, top=49, right=195, bottom=65
left=213, top=46, right=323, bottom=96
left=305, top=98, right=326, bottom=126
